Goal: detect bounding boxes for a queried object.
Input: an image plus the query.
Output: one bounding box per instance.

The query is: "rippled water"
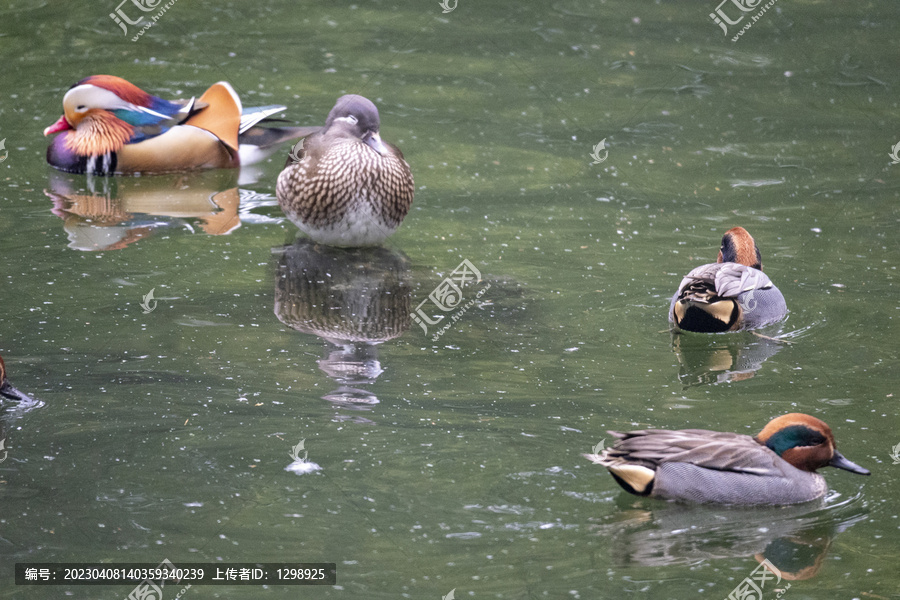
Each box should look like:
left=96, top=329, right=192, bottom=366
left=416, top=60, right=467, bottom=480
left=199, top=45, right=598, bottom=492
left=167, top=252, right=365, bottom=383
left=0, top=1, right=898, bottom=599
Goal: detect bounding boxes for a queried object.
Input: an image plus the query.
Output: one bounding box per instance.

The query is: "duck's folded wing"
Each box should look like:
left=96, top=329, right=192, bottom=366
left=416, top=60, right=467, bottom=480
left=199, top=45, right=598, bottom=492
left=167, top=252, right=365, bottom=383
left=603, top=429, right=785, bottom=477
left=238, top=106, right=321, bottom=163
left=676, top=263, right=772, bottom=301
left=713, top=263, right=772, bottom=298
left=117, top=97, right=195, bottom=144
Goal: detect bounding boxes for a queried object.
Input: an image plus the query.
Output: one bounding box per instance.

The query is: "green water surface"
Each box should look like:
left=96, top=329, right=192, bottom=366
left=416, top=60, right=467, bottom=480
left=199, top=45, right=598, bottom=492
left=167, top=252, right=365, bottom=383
left=0, top=1, right=898, bottom=599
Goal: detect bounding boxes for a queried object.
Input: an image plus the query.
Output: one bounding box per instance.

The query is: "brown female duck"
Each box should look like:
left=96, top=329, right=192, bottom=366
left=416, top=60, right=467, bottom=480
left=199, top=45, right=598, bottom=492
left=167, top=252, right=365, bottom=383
left=276, top=94, right=414, bottom=247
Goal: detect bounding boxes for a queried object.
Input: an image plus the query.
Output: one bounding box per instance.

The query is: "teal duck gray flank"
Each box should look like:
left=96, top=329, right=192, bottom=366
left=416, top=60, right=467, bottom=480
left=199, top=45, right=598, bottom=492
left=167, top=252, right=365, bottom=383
left=669, top=262, right=786, bottom=332
left=598, top=428, right=825, bottom=504
left=584, top=413, right=870, bottom=505
left=670, top=226, right=787, bottom=332
left=651, top=461, right=826, bottom=505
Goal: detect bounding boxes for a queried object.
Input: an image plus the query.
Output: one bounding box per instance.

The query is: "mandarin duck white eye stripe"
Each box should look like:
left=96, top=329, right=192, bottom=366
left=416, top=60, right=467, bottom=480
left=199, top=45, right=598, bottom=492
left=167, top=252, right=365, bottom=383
left=44, top=75, right=310, bottom=175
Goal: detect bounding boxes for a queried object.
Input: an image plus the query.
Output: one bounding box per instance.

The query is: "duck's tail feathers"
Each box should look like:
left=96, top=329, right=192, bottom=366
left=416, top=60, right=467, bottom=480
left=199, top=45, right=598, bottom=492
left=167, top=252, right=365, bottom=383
left=607, top=464, right=656, bottom=495
left=240, top=125, right=322, bottom=149
left=673, top=298, right=740, bottom=333
left=238, top=126, right=322, bottom=166
left=240, top=105, right=289, bottom=133
left=582, top=452, right=605, bottom=465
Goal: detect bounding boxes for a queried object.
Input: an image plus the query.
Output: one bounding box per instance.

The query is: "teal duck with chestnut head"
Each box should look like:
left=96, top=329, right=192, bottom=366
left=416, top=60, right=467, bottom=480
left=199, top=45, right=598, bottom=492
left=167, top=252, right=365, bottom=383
left=584, top=413, right=870, bottom=505
left=670, top=226, right=787, bottom=332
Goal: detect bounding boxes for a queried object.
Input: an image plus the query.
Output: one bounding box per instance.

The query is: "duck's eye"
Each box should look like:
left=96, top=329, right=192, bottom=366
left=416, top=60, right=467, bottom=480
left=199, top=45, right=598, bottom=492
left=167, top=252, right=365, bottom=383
left=336, top=114, right=358, bottom=126
left=76, top=105, right=87, bottom=112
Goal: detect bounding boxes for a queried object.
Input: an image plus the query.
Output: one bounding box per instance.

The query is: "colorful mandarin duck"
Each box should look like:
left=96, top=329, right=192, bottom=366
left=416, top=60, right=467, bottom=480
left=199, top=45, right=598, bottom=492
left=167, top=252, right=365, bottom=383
left=44, top=75, right=314, bottom=175
left=0, top=355, right=32, bottom=404
left=276, top=94, right=414, bottom=247
left=584, top=413, right=870, bottom=505
left=670, top=226, right=787, bottom=332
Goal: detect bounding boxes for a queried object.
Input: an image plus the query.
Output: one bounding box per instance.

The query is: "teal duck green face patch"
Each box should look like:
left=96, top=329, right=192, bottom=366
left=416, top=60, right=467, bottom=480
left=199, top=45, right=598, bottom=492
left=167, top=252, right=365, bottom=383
left=764, top=424, right=827, bottom=456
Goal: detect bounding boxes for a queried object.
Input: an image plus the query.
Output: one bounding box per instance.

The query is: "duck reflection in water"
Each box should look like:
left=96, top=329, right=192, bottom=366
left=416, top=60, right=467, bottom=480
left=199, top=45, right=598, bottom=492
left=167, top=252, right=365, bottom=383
left=44, top=171, right=282, bottom=251
left=274, top=239, right=411, bottom=422
left=587, top=494, right=867, bottom=580
left=671, top=331, right=786, bottom=387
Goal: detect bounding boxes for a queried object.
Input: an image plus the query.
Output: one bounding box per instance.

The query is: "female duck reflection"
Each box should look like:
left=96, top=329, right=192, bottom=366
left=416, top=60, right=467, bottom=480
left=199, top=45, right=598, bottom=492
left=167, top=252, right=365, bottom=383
left=273, top=240, right=411, bottom=421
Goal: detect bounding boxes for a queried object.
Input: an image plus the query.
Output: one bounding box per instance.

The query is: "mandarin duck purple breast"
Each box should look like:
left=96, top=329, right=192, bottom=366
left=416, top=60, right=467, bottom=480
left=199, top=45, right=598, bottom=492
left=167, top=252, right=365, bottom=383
left=44, top=75, right=315, bottom=175
left=276, top=94, right=414, bottom=247
left=670, top=226, right=787, bottom=332
left=584, top=413, right=870, bottom=505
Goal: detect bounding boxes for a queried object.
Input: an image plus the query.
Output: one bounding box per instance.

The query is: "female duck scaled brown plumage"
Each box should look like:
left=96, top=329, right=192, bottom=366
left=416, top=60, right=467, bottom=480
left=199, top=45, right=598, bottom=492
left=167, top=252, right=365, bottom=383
left=276, top=94, right=414, bottom=247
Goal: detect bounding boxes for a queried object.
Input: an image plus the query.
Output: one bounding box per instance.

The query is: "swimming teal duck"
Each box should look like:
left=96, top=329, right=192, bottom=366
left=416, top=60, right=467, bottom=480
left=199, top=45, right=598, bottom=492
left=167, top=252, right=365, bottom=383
left=0, top=355, right=32, bottom=404
left=276, top=94, right=414, bottom=247
left=44, top=75, right=314, bottom=175
left=670, top=227, right=787, bottom=332
left=584, top=413, right=870, bottom=505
